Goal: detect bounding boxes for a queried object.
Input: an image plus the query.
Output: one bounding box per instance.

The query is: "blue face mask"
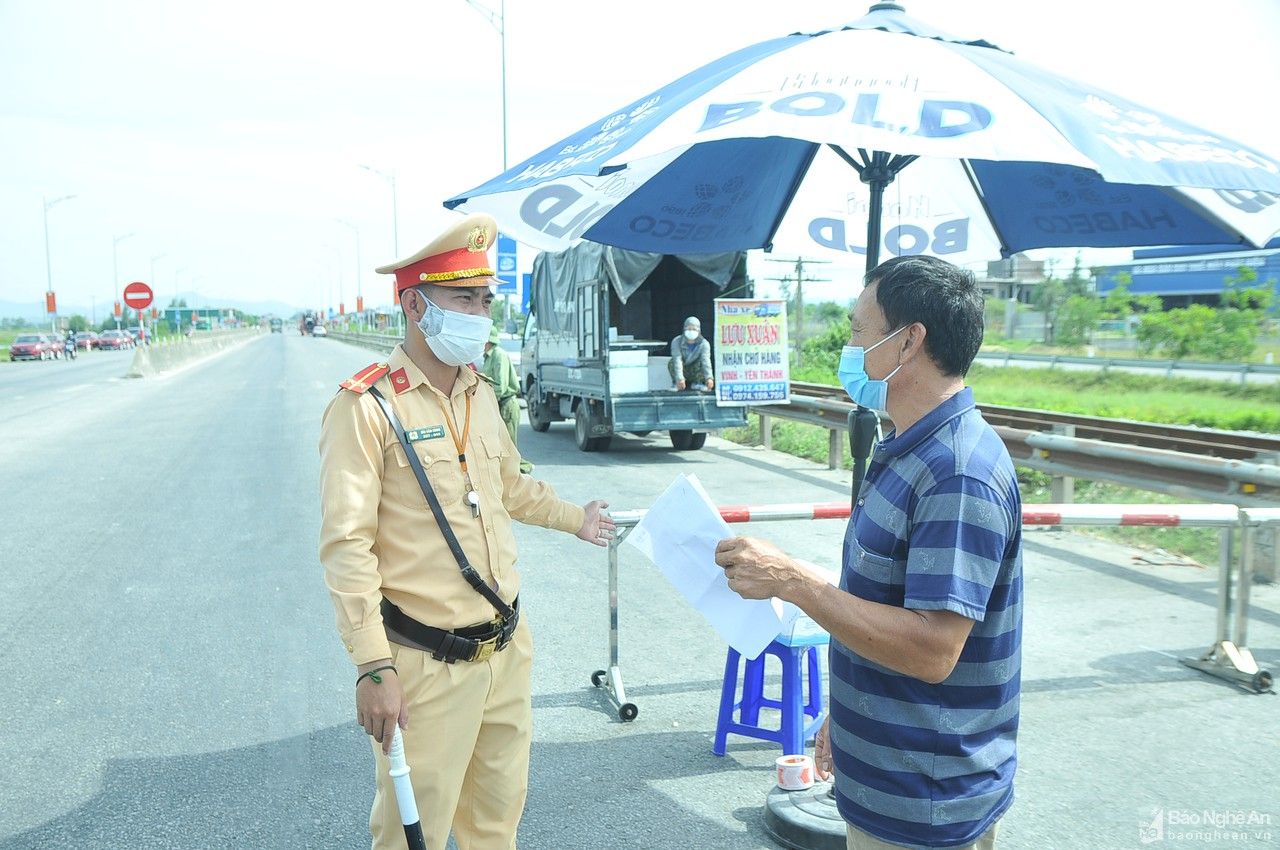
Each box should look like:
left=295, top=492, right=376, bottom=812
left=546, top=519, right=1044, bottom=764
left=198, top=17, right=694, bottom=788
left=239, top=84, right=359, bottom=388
left=837, top=326, right=906, bottom=412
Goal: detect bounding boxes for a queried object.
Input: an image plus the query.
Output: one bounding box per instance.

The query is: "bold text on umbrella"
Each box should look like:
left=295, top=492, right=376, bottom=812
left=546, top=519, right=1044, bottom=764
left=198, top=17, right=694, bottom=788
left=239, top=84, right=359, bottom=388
left=698, top=93, right=992, bottom=139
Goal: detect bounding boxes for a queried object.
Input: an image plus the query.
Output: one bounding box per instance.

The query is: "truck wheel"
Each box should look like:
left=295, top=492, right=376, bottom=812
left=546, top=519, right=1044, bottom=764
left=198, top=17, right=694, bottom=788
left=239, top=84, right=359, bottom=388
left=574, top=411, right=610, bottom=452
left=526, top=383, right=552, bottom=432
left=670, top=431, right=706, bottom=450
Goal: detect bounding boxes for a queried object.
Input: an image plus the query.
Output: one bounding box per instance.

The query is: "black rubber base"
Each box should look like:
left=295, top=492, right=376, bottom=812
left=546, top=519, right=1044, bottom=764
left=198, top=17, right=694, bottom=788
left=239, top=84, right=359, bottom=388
left=763, top=782, right=846, bottom=850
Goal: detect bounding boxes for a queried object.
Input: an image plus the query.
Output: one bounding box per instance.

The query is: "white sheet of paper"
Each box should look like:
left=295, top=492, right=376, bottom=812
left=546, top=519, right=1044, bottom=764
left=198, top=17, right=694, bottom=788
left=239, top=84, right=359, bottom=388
left=625, top=473, right=803, bottom=658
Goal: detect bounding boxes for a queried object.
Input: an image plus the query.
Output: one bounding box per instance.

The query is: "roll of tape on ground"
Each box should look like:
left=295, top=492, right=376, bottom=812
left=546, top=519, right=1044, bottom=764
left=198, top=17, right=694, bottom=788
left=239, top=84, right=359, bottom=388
left=775, top=754, right=815, bottom=790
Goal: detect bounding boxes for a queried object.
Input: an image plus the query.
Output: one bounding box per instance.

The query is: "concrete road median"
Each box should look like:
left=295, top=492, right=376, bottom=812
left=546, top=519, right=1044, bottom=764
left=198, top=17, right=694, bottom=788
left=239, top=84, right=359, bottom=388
left=125, top=329, right=263, bottom=378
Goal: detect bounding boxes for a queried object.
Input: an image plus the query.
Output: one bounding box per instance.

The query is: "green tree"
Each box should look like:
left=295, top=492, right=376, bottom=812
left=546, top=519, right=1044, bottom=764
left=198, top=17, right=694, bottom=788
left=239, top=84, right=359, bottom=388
left=1136, top=265, right=1272, bottom=360
left=798, top=317, right=848, bottom=375
left=65, top=314, right=89, bottom=333
left=809, top=301, right=849, bottom=324
left=1034, top=278, right=1065, bottom=343
left=1099, top=274, right=1161, bottom=320
left=1055, top=295, right=1101, bottom=347
left=1034, top=257, right=1090, bottom=344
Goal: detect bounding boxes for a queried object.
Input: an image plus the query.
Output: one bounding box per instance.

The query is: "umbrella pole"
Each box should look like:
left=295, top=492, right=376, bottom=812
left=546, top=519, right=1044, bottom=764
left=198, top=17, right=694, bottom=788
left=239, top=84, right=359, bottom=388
left=854, top=150, right=894, bottom=495
left=388, top=727, right=428, bottom=850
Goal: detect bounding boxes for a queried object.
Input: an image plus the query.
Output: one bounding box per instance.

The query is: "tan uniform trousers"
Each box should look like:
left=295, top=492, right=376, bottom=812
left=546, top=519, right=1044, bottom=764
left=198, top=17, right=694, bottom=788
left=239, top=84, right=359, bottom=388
left=846, top=819, right=1000, bottom=850
left=368, top=617, right=533, bottom=850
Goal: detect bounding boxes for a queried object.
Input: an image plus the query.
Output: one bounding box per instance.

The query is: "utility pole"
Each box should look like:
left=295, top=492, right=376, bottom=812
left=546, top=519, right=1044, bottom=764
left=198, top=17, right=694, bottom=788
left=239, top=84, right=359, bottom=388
left=766, top=256, right=830, bottom=366
left=43, top=194, right=76, bottom=333
left=336, top=220, right=363, bottom=331
left=149, top=253, right=166, bottom=339
left=463, top=0, right=513, bottom=326
left=359, top=164, right=399, bottom=335
left=112, top=232, right=135, bottom=331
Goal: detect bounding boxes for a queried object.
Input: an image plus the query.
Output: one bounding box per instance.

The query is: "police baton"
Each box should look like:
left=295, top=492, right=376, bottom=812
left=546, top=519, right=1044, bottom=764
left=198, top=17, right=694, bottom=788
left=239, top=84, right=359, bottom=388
left=388, top=727, right=427, bottom=850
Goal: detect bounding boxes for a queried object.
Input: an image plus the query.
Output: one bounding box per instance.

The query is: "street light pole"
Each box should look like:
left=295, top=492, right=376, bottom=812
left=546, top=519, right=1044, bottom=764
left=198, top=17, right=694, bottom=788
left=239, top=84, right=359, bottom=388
left=43, top=194, right=76, bottom=333
left=173, top=266, right=187, bottom=333
left=359, top=165, right=399, bottom=256
left=149, top=253, right=166, bottom=340
left=336, top=219, right=363, bottom=331
left=463, top=0, right=511, bottom=324
left=359, top=164, right=401, bottom=335
left=112, top=232, right=135, bottom=331
left=500, top=0, right=507, bottom=169
left=462, top=0, right=507, bottom=167
left=322, top=241, right=344, bottom=325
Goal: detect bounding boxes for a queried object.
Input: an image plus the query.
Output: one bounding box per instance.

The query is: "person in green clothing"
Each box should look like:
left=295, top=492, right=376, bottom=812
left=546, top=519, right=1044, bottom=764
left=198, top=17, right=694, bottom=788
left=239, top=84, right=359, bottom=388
left=480, top=325, right=534, bottom=474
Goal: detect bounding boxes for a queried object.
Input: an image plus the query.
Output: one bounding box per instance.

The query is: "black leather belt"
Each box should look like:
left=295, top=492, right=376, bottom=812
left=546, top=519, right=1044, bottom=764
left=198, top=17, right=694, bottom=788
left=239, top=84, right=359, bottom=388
left=382, top=597, right=519, bottom=664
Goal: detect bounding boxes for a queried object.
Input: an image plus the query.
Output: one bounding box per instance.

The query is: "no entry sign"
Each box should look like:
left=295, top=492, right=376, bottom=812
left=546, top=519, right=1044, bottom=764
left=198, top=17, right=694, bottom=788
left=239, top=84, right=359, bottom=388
left=123, top=281, right=154, bottom=310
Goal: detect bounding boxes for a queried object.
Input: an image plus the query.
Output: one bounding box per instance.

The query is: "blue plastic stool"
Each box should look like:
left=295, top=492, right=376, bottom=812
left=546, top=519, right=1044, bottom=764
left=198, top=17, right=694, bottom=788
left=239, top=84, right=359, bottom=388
left=713, top=624, right=829, bottom=757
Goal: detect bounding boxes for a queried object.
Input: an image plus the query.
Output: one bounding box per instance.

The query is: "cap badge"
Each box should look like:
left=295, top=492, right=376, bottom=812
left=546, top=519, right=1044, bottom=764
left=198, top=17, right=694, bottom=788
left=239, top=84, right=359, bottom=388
left=467, top=225, right=487, bottom=253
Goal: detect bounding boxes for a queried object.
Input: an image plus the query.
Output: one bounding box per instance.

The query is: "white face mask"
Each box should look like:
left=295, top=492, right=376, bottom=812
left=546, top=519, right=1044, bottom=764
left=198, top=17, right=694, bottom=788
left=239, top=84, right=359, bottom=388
left=417, top=294, right=492, bottom=367
left=683, top=329, right=699, bottom=341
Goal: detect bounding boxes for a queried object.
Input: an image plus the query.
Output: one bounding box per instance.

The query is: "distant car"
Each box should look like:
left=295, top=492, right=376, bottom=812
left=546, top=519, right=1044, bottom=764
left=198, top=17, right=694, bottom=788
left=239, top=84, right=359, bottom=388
left=97, top=329, right=134, bottom=351
left=311, top=324, right=328, bottom=337
left=75, top=332, right=99, bottom=350
left=269, top=318, right=283, bottom=333
left=8, top=333, right=54, bottom=361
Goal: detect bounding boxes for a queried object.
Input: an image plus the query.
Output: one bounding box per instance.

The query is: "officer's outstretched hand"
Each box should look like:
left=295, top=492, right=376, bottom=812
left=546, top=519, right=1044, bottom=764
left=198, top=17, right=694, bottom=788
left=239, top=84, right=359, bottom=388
left=576, top=500, right=616, bottom=547
left=356, top=658, right=408, bottom=755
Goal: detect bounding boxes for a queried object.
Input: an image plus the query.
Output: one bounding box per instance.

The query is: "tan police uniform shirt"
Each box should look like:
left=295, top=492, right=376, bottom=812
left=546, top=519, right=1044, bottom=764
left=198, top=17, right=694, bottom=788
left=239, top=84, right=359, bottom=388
left=319, top=343, right=585, bottom=665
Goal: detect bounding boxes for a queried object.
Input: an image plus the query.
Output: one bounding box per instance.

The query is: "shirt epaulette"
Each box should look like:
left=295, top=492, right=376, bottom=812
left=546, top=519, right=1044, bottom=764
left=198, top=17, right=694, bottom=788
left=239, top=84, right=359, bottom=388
left=339, top=362, right=391, bottom=394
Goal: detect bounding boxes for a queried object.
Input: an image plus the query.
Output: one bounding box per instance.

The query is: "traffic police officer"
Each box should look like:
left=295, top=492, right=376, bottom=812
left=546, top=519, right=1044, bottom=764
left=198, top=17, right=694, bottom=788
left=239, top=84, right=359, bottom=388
left=319, top=213, right=614, bottom=850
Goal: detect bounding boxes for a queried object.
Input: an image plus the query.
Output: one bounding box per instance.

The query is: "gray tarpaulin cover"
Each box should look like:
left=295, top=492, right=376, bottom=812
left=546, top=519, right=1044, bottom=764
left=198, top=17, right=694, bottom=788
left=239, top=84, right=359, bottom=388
left=530, top=241, right=742, bottom=335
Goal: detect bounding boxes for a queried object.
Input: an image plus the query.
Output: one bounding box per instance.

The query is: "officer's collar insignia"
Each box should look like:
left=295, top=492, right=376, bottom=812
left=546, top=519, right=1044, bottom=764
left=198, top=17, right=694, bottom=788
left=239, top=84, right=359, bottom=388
left=390, top=367, right=412, bottom=394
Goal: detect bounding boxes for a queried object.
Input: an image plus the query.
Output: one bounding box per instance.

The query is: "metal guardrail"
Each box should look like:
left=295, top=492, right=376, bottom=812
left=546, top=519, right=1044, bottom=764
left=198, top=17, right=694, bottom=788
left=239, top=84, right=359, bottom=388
left=757, top=388, right=1280, bottom=508
left=974, top=350, right=1280, bottom=383
left=325, top=330, right=398, bottom=354
left=791, top=381, right=1280, bottom=461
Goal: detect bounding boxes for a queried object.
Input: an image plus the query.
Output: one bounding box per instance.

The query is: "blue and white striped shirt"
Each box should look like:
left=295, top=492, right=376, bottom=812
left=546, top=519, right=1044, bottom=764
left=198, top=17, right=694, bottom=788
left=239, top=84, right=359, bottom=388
left=832, top=387, right=1023, bottom=849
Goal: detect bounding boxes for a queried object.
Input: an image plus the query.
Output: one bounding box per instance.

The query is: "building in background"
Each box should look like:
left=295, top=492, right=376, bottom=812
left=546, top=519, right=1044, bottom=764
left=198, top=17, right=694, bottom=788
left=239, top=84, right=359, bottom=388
left=1095, top=237, right=1280, bottom=308
left=979, top=255, right=1047, bottom=304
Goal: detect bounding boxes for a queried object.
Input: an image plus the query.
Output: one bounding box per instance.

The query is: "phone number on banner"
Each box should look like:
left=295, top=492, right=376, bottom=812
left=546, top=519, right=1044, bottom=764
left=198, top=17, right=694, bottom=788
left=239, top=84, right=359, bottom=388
left=720, top=382, right=789, bottom=402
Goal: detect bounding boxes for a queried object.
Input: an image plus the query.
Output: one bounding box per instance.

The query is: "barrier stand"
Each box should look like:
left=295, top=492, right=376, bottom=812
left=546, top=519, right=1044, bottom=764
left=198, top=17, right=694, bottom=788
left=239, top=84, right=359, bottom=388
left=592, top=502, right=1272, bottom=721
left=1183, top=507, right=1279, bottom=693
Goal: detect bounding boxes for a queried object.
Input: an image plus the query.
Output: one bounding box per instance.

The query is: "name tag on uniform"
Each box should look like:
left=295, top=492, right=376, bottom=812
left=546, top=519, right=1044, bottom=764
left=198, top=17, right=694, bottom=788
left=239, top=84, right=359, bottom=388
left=406, top=426, right=446, bottom=442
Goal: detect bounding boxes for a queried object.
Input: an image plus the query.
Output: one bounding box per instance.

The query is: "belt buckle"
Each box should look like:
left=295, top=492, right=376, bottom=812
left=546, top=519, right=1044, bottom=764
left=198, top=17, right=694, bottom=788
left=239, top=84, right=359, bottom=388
left=473, top=636, right=498, bottom=662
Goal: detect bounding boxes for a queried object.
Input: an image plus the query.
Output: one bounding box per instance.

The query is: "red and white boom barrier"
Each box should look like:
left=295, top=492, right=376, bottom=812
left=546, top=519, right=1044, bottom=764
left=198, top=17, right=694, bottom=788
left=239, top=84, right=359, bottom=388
left=611, top=502, right=1242, bottom=528
left=592, top=502, right=1272, bottom=718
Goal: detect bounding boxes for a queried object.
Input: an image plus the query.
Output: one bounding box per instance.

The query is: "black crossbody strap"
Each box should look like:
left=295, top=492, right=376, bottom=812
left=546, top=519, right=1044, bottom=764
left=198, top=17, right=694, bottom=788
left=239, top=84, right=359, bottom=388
left=367, top=386, right=515, bottom=621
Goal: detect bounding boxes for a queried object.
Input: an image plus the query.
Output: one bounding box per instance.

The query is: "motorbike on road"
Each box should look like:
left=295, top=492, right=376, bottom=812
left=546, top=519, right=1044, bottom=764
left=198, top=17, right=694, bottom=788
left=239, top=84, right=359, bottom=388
left=63, top=335, right=77, bottom=361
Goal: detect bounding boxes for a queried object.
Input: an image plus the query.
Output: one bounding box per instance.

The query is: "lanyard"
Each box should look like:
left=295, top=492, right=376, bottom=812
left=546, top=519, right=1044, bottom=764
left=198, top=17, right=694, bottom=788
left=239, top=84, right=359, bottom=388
left=440, top=389, right=473, bottom=475
left=440, top=388, right=482, bottom=517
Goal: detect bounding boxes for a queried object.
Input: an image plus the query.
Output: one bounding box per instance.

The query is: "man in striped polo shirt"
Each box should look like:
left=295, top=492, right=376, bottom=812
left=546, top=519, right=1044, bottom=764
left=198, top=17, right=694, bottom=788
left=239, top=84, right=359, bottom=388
left=716, top=256, right=1022, bottom=849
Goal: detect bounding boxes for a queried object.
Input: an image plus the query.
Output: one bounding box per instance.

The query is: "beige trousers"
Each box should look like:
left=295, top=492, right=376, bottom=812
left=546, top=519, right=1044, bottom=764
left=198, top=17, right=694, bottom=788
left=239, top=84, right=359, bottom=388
left=846, top=819, right=1000, bottom=850
left=368, top=617, right=533, bottom=850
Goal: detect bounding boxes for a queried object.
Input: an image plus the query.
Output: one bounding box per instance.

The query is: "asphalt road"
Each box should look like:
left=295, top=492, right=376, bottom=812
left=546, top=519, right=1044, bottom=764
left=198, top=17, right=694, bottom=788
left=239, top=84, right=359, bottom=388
left=0, top=347, right=140, bottom=428
left=1, top=333, right=1275, bottom=849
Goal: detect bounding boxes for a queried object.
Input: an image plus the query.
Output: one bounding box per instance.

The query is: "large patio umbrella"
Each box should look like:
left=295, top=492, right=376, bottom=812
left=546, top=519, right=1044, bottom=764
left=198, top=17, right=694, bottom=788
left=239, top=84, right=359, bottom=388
left=445, top=2, right=1280, bottom=272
